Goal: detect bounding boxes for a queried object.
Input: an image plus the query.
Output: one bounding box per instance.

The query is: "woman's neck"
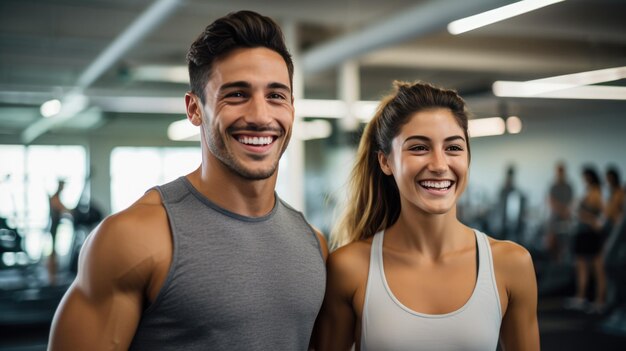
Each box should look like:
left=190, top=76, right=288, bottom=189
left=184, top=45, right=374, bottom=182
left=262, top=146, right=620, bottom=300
left=385, top=206, right=471, bottom=260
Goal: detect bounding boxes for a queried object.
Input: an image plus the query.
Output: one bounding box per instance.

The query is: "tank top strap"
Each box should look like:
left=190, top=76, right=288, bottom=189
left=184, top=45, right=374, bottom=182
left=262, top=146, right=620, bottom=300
left=475, top=230, right=488, bottom=279
left=153, top=176, right=190, bottom=204
left=474, top=229, right=502, bottom=318
left=367, top=231, right=386, bottom=298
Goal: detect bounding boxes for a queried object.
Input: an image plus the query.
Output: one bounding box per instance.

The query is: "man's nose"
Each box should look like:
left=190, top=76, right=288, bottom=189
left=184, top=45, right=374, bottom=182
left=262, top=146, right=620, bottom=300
left=244, top=93, right=272, bottom=126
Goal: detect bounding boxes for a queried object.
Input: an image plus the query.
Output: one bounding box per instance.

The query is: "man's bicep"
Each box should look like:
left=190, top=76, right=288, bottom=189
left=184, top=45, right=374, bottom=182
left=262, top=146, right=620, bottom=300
left=49, top=216, right=148, bottom=350
left=49, top=282, right=143, bottom=350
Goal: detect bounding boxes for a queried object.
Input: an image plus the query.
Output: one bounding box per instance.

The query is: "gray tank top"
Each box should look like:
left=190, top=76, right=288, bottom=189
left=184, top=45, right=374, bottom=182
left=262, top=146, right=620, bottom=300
left=361, top=229, right=502, bottom=351
left=129, top=176, right=326, bottom=350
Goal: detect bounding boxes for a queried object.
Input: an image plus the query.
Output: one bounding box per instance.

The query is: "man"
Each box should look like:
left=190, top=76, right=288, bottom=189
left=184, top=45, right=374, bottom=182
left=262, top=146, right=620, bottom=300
left=547, top=162, right=573, bottom=260
left=48, top=179, right=68, bottom=285
left=49, top=11, right=327, bottom=350
left=497, top=165, right=527, bottom=243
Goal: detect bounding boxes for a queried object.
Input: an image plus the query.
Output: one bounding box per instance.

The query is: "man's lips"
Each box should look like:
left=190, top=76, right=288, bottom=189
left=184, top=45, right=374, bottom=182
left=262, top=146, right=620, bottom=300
left=235, top=134, right=276, bottom=146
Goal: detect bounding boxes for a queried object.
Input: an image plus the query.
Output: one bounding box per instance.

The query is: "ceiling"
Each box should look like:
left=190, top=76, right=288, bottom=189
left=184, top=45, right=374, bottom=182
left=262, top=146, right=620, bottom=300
left=0, top=0, right=625, bottom=143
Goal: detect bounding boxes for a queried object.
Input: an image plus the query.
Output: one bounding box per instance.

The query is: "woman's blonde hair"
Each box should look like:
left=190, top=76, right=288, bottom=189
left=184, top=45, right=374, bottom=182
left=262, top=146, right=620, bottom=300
left=331, top=81, right=471, bottom=249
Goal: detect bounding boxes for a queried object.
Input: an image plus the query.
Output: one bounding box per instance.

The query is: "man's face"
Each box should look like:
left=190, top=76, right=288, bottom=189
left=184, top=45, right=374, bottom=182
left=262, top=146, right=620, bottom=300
left=199, top=47, right=294, bottom=180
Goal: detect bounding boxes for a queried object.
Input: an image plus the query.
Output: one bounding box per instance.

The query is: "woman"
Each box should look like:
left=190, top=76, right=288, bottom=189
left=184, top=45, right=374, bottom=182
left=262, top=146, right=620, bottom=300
left=604, top=167, right=624, bottom=234
left=567, top=167, right=606, bottom=312
left=568, top=167, right=606, bottom=312
left=314, top=81, right=539, bottom=350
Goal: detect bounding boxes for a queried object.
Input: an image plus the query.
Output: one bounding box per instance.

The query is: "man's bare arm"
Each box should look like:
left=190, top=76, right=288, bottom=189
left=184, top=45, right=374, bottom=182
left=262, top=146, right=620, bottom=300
left=49, top=194, right=169, bottom=350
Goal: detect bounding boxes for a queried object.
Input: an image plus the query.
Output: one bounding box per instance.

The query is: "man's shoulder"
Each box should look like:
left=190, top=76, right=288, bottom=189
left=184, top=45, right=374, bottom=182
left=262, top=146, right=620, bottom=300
left=79, top=190, right=170, bottom=285
left=102, top=189, right=167, bottom=236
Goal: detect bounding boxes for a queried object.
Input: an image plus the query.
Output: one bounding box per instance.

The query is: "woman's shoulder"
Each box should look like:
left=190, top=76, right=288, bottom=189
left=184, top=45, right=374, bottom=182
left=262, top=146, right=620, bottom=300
left=486, top=235, right=532, bottom=259
left=327, top=236, right=375, bottom=285
left=329, top=237, right=373, bottom=265
left=486, top=235, right=535, bottom=281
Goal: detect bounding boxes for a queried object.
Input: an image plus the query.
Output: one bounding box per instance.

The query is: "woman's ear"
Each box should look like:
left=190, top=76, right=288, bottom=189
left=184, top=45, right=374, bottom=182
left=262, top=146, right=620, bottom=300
left=185, top=92, right=203, bottom=126
left=378, top=151, right=393, bottom=176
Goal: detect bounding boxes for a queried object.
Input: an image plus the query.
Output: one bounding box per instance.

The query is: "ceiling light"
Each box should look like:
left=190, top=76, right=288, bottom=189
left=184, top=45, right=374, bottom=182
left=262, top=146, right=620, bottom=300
left=167, top=119, right=199, bottom=141
left=493, top=65, right=626, bottom=99
left=531, top=66, right=626, bottom=87
left=131, top=65, right=189, bottom=83
left=506, top=116, right=522, bottom=134
left=296, top=119, right=333, bottom=141
left=40, top=99, right=62, bottom=118
left=468, top=117, right=506, bottom=138
left=448, top=0, right=566, bottom=35
left=294, top=99, right=348, bottom=118
left=351, top=101, right=380, bottom=122
left=493, top=81, right=626, bottom=100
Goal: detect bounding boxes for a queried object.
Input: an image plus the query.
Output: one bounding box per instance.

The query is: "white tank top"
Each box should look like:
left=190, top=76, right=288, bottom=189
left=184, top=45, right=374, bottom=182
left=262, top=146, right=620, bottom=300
left=361, top=229, right=502, bottom=351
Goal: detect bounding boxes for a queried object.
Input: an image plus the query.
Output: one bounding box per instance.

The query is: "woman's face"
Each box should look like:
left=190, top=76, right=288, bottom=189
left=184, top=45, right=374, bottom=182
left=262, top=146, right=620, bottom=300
left=378, top=108, right=469, bottom=216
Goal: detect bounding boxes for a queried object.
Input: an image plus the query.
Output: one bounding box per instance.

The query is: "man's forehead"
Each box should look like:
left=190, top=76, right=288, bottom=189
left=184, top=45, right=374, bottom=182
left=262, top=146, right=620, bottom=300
left=209, top=47, right=290, bottom=86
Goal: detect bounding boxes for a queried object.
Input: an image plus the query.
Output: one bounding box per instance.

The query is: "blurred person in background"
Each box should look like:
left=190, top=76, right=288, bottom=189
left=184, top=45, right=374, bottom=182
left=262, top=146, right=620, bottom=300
left=546, top=162, right=574, bottom=261
left=604, top=166, right=624, bottom=235
left=602, top=166, right=626, bottom=314
left=496, top=165, right=527, bottom=244
left=48, top=179, right=69, bottom=285
left=567, top=166, right=605, bottom=313
left=315, top=81, right=539, bottom=351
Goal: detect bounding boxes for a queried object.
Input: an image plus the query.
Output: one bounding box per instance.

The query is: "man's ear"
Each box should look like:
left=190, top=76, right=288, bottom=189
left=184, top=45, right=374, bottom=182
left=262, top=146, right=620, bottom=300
left=185, top=92, right=203, bottom=126
left=378, top=151, right=393, bottom=176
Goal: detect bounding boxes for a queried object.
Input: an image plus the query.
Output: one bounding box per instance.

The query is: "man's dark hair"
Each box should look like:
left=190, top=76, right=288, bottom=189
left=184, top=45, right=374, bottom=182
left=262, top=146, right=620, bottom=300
left=186, top=10, right=294, bottom=103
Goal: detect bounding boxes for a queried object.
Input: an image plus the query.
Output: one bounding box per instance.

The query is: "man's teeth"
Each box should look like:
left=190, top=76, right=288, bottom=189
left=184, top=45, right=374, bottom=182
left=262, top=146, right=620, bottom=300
left=238, top=136, right=273, bottom=146
left=420, top=180, right=452, bottom=189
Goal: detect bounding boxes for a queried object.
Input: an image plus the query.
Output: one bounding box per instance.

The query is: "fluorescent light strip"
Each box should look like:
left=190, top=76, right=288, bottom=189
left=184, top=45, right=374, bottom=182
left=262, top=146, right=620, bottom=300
left=506, top=116, right=522, bottom=134
left=294, top=99, right=348, bottom=118
left=493, top=65, right=626, bottom=99
left=168, top=119, right=199, bottom=141
left=530, top=66, right=626, bottom=86
left=448, top=0, right=565, bottom=35
left=468, top=117, right=506, bottom=138
left=296, top=120, right=333, bottom=141
left=131, top=65, right=189, bottom=84
left=493, top=81, right=626, bottom=100
left=352, top=101, right=380, bottom=122
left=40, top=99, right=62, bottom=118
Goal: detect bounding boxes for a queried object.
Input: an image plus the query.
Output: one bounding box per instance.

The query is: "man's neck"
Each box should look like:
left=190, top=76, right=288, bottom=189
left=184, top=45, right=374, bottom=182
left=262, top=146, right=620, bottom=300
left=186, top=157, right=278, bottom=218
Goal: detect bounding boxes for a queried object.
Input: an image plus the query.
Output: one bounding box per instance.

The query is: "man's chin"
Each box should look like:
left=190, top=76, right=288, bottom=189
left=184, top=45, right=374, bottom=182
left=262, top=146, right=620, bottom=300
left=233, top=164, right=277, bottom=181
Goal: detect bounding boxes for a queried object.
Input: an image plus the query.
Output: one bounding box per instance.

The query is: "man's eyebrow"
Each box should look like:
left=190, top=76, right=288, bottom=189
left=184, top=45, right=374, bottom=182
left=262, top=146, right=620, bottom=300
left=267, top=82, right=291, bottom=92
left=218, top=81, right=291, bottom=93
left=403, top=135, right=466, bottom=144
left=219, top=81, right=251, bottom=91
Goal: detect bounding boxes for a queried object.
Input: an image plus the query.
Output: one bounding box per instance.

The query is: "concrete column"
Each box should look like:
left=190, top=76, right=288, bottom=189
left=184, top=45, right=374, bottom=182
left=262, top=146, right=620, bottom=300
left=281, top=19, right=305, bottom=212
left=339, top=60, right=360, bottom=132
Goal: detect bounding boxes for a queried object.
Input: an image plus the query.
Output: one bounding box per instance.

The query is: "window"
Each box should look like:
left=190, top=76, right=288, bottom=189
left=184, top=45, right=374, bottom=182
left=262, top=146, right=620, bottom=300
left=0, top=145, right=86, bottom=260
left=110, top=147, right=201, bottom=213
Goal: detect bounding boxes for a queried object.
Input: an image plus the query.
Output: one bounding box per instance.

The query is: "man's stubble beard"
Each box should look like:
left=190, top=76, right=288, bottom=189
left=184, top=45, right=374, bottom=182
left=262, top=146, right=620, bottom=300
left=206, top=125, right=291, bottom=181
